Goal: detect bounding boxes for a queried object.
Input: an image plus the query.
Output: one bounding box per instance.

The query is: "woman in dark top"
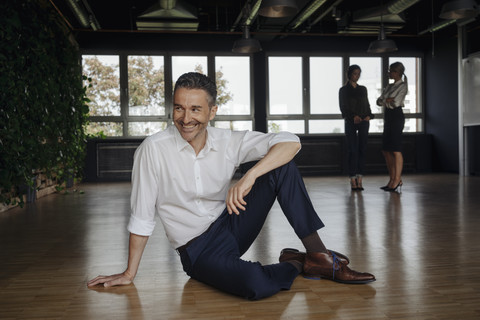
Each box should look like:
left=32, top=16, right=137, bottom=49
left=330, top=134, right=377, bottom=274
left=339, top=65, right=374, bottom=191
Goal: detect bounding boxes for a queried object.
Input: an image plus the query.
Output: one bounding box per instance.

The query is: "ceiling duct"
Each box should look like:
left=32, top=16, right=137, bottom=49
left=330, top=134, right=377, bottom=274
left=350, top=0, right=420, bottom=34
left=136, top=0, right=199, bottom=31
left=387, top=0, right=422, bottom=14
left=287, top=0, right=329, bottom=30
left=353, top=0, right=421, bottom=21
left=65, top=0, right=101, bottom=30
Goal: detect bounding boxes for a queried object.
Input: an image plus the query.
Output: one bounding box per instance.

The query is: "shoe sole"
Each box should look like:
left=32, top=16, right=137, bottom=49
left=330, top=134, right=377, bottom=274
left=303, top=275, right=376, bottom=284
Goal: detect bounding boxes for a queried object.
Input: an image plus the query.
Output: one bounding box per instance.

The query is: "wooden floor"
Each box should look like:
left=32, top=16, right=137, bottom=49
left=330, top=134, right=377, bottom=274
left=1, top=174, right=480, bottom=320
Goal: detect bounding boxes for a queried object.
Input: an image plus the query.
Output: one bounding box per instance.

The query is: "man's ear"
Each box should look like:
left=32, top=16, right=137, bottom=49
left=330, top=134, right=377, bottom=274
left=209, top=105, right=218, bottom=120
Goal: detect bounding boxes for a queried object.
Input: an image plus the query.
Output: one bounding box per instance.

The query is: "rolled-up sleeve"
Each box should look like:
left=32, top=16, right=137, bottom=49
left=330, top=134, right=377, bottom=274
left=127, top=214, right=156, bottom=236
left=268, top=131, right=300, bottom=148
left=234, top=131, right=300, bottom=165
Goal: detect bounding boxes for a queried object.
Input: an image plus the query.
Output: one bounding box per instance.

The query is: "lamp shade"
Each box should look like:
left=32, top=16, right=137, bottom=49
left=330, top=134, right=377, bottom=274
left=367, top=26, right=398, bottom=53
left=232, top=38, right=262, bottom=53
left=232, top=26, right=262, bottom=53
left=439, top=0, right=479, bottom=19
left=367, top=38, right=398, bottom=53
left=258, top=0, right=298, bottom=18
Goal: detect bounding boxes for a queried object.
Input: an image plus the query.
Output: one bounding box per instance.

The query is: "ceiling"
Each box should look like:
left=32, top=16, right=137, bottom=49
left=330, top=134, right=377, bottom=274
left=52, top=0, right=480, bottom=40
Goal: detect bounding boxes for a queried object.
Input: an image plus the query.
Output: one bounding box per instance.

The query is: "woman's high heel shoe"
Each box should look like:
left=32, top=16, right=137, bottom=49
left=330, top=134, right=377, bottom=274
left=350, top=178, right=358, bottom=191
left=386, top=181, right=403, bottom=192
left=356, top=176, right=364, bottom=191
left=380, top=181, right=392, bottom=190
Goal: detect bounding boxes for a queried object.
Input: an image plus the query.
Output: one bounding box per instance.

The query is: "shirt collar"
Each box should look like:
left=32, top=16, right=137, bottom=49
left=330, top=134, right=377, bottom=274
left=203, top=127, right=218, bottom=154
left=172, top=125, right=218, bottom=154
left=173, top=126, right=190, bottom=152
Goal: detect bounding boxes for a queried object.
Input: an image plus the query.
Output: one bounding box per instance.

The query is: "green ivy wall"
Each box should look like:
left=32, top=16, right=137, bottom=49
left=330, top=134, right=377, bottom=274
left=0, top=0, right=89, bottom=206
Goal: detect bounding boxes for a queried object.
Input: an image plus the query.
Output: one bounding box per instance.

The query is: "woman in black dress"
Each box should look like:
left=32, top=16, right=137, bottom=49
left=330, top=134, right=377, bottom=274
left=339, top=65, right=374, bottom=191
left=377, top=62, right=408, bottom=192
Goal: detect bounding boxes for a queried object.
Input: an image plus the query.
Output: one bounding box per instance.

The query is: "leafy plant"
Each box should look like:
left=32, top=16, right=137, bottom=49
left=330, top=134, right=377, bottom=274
left=0, top=0, right=89, bottom=206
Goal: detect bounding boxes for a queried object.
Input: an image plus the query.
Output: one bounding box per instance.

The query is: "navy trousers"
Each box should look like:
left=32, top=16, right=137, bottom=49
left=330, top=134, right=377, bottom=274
left=345, top=119, right=370, bottom=177
left=178, top=161, right=325, bottom=300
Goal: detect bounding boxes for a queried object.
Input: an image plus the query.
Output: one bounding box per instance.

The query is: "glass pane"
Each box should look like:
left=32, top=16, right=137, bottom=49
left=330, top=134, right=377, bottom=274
left=268, top=57, right=303, bottom=115
left=308, top=120, right=344, bottom=134
left=268, top=120, right=304, bottom=134
left=349, top=57, right=383, bottom=114
left=215, top=57, right=251, bottom=115
left=172, top=56, right=208, bottom=82
left=388, top=57, right=420, bottom=114
left=369, top=119, right=384, bottom=133
left=310, top=57, right=343, bottom=114
left=128, top=56, right=165, bottom=116
left=82, top=55, right=121, bottom=116
left=404, top=118, right=422, bottom=133
left=86, top=122, right=123, bottom=137
left=369, top=118, right=422, bottom=133
left=128, top=122, right=167, bottom=136
left=214, top=121, right=252, bottom=131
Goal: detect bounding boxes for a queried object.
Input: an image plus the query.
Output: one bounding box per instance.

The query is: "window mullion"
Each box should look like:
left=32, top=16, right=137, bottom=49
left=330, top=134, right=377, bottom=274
left=119, top=54, right=128, bottom=136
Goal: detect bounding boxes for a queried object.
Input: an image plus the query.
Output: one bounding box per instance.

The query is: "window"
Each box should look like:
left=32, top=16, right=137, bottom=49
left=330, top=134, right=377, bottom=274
left=83, top=54, right=254, bottom=137
left=266, top=55, right=423, bottom=134
left=83, top=55, right=122, bottom=136
left=172, top=55, right=208, bottom=81
left=310, top=57, right=343, bottom=114
left=213, top=56, right=253, bottom=130
left=309, top=57, right=344, bottom=134
left=82, top=53, right=423, bottom=137
left=128, top=56, right=165, bottom=117
left=267, top=57, right=304, bottom=133
left=214, top=57, right=250, bottom=115
left=128, top=55, right=167, bottom=136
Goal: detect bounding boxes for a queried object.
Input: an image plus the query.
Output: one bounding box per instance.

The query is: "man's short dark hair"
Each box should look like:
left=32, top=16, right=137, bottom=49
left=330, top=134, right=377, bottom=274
left=174, top=72, right=217, bottom=107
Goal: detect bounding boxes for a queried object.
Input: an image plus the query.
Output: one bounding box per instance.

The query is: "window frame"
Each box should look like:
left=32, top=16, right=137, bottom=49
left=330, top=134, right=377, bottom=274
left=266, top=53, right=424, bottom=135
left=82, top=51, right=255, bottom=138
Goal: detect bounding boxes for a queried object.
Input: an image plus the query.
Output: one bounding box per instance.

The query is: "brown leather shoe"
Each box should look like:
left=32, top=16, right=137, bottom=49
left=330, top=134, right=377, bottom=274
left=303, top=251, right=375, bottom=284
left=279, top=248, right=350, bottom=265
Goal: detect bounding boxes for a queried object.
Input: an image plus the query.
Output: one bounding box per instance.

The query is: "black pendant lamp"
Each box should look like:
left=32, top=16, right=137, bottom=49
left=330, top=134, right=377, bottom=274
left=232, top=25, right=262, bottom=54
left=367, top=25, right=398, bottom=53
left=367, top=2, right=398, bottom=54
left=439, top=0, right=479, bottom=19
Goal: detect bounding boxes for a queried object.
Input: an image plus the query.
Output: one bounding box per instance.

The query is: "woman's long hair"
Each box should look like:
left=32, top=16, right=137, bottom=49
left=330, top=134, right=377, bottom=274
left=345, top=64, right=361, bottom=85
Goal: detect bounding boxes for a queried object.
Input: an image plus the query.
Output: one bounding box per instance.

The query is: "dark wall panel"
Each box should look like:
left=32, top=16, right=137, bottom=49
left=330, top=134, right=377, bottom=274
left=424, top=37, right=459, bottom=172
left=84, top=134, right=432, bottom=182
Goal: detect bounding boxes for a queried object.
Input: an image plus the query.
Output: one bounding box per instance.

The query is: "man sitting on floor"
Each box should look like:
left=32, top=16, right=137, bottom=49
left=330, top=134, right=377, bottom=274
left=87, top=72, right=375, bottom=300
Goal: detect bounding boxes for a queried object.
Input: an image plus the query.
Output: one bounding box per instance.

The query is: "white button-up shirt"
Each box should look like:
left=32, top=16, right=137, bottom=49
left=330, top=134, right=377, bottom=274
left=377, top=79, right=408, bottom=109
left=127, top=125, right=300, bottom=249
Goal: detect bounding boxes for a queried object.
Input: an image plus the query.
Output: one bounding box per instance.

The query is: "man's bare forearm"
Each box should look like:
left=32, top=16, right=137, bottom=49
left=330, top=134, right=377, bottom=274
left=87, top=232, right=149, bottom=287
left=125, top=233, right=149, bottom=280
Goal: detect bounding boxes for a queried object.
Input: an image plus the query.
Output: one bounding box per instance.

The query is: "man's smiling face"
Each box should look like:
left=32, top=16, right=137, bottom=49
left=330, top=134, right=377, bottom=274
left=173, top=87, right=217, bottom=152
